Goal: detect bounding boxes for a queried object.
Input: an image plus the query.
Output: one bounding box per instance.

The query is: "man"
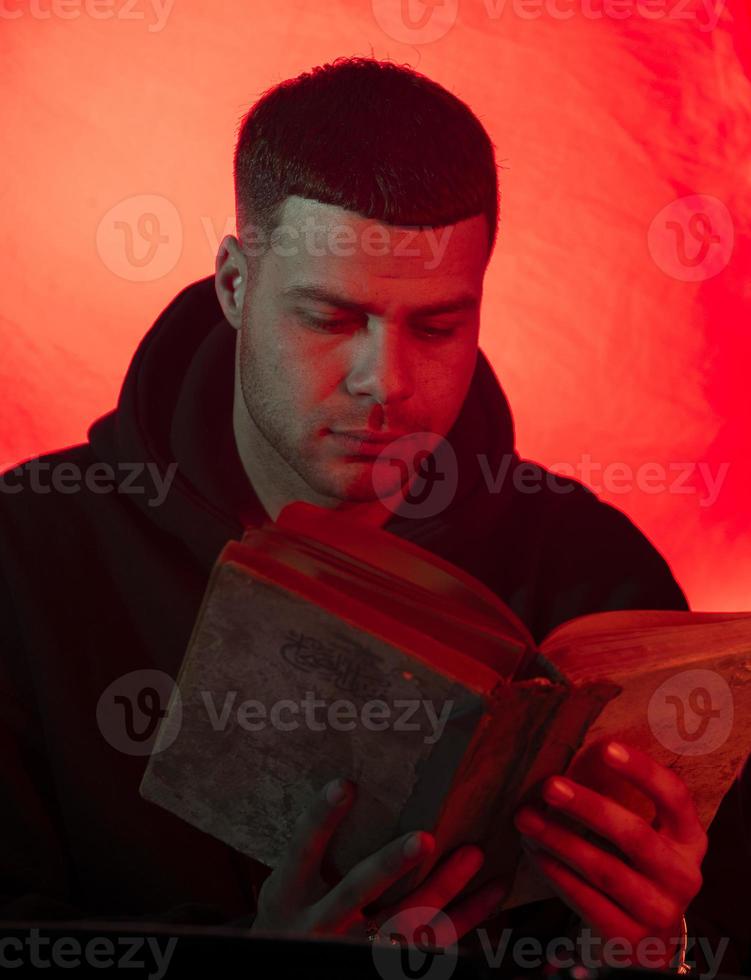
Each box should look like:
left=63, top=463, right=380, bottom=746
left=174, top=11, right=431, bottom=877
left=0, top=57, right=746, bottom=974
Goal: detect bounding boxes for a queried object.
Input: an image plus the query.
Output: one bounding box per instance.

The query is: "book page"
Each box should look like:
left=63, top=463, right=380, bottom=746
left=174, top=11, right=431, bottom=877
left=541, top=608, right=751, bottom=655
left=540, top=616, right=751, bottom=830
left=270, top=501, right=536, bottom=646
left=246, top=525, right=532, bottom=680
left=541, top=614, right=751, bottom=682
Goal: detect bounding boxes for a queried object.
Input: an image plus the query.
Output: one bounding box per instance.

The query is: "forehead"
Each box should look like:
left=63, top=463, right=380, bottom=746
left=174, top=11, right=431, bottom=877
left=263, top=196, right=488, bottom=302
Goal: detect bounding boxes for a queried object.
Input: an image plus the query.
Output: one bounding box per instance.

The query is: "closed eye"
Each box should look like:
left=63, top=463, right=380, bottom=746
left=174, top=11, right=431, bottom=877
left=299, top=312, right=456, bottom=339
left=298, top=313, right=354, bottom=330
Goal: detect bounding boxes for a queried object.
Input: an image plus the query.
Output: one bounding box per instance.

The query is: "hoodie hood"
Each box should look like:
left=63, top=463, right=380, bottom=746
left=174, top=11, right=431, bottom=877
left=88, top=275, right=519, bottom=571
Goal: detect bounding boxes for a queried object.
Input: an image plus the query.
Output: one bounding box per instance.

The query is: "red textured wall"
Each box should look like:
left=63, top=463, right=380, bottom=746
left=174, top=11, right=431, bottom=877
left=2, top=0, right=749, bottom=610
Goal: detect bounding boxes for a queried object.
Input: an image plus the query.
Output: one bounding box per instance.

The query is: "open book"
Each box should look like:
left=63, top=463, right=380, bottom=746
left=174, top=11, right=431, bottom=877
left=139, top=501, right=751, bottom=910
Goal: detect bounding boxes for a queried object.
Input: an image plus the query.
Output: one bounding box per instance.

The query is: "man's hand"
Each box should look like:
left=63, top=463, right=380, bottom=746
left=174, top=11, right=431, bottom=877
left=513, top=738, right=708, bottom=970
left=252, top=777, right=509, bottom=944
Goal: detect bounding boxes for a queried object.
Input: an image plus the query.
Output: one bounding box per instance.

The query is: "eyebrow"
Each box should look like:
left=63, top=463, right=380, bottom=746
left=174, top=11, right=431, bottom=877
left=281, top=284, right=480, bottom=318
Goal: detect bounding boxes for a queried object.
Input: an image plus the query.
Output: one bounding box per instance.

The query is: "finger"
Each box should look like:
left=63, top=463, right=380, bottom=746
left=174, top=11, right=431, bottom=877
left=277, top=777, right=355, bottom=896
left=313, top=830, right=435, bottom=931
left=522, top=845, right=651, bottom=952
left=599, top=740, right=706, bottom=846
left=385, top=845, right=485, bottom=937
left=398, top=845, right=484, bottom=917
left=535, top=775, right=704, bottom=903
left=529, top=851, right=680, bottom=968
left=514, top=806, right=684, bottom=933
left=433, top=876, right=511, bottom=945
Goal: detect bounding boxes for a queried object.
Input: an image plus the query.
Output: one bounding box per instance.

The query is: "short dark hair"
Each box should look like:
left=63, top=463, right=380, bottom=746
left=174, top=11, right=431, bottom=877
left=233, top=56, right=500, bottom=262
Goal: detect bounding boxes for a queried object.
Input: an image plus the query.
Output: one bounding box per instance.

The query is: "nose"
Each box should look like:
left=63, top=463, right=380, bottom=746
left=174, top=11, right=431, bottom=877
left=344, top=319, right=414, bottom=407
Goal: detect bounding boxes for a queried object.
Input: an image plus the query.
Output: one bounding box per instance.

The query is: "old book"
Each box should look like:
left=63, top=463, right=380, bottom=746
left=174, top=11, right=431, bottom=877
left=139, top=501, right=751, bottom=910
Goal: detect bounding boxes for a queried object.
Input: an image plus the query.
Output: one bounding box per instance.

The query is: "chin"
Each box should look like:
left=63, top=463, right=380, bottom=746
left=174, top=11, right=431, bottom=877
left=304, top=465, right=387, bottom=504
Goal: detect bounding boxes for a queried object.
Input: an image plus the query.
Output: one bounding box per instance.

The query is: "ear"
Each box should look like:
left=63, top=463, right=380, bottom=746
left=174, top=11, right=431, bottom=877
left=214, top=235, right=247, bottom=330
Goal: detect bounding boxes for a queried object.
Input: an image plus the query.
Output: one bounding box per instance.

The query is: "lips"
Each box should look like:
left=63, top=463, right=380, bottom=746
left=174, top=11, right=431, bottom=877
left=332, top=431, right=401, bottom=443
left=328, top=431, right=406, bottom=455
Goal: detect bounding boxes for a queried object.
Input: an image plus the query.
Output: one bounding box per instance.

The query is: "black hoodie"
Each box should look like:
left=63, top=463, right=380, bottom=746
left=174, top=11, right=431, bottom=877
left=0, top=276, right=746, bottom=970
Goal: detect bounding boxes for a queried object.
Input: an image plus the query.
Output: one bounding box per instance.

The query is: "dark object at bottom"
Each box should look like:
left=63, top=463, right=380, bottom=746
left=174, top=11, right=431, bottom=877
left=0, top=921, right=745, bottom=979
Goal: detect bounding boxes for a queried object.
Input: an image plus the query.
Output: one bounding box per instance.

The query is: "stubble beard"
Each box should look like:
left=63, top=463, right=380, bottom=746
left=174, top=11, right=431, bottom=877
left=237, top=313, right=384, bottom=505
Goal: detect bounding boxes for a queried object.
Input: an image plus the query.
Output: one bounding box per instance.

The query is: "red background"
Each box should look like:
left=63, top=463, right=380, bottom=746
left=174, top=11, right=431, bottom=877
left=1, top=0, right=749, bottom=610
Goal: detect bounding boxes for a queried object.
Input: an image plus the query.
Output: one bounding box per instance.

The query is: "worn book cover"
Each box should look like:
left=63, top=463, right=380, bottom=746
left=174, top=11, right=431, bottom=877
left=139, top=502, right=751, bottom=909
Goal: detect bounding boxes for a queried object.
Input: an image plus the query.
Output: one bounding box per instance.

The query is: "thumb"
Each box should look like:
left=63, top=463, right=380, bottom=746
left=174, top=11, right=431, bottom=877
left=278, top=778, right=356, bottom=896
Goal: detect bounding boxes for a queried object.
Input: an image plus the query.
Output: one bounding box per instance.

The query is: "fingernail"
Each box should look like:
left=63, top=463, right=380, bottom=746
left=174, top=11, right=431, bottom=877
left=403, top=832, right=430, bottom=858
left=544, top=777, right=575, bottom=805
left=325, top=778, right=348, bottom=806
left=605, top=741, right=629, bottom=765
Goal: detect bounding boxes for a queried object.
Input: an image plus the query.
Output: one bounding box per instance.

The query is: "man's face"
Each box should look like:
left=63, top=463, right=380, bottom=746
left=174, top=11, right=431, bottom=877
left=234, top=195, right=488, bottom=507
